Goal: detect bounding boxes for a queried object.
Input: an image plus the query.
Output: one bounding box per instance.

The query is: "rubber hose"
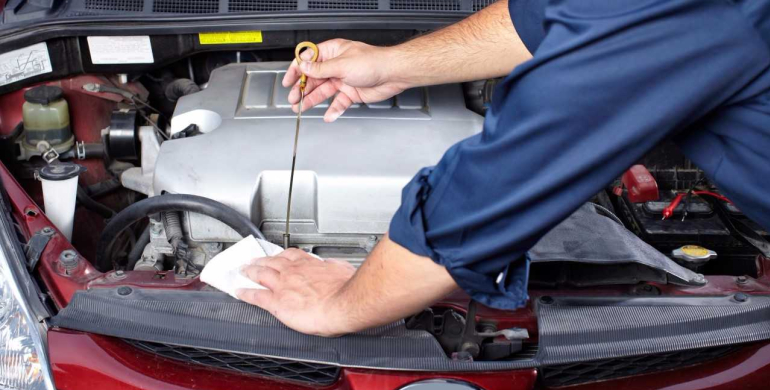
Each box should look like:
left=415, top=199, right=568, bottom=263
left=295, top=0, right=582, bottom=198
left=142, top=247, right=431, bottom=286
left=164, top=79, right=201, bottom=103
left=76, top=186, right=116, bottom=219
left=126, top=225, right=151, bottom=270
left=163, top=211, right=184, bottom=248
left=95, top=194, right=264, bottom=271
left=81, top=143, right=105, bottom=159
left=86, top=178, right=122, bottom=199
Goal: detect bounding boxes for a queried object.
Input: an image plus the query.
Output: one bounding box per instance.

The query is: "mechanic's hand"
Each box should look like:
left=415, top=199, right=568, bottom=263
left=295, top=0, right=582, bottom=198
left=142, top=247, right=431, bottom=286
left=236, top=248, right=357, bottom=337
left=282, top=39, right=408, bottom=122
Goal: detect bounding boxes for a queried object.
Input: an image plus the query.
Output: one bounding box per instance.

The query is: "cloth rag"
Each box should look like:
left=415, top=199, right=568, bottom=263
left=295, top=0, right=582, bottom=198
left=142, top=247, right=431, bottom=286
left=200, top=235, right=285, bottom=299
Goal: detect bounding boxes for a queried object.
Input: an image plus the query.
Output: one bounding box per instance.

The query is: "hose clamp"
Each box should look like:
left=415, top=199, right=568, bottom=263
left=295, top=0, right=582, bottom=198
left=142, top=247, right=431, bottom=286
left=76, top=141, right=86, bottom=160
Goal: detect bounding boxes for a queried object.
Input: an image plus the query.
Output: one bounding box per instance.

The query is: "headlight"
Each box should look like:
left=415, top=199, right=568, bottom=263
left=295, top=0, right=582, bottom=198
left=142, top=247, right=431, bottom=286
left=0, top=244, right=54, bottom=390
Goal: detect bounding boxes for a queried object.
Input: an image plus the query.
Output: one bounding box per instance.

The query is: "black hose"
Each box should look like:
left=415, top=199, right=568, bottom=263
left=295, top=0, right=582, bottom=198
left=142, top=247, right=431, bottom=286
left=76, top=186, right=116, bottom=219
left=95, top=194, right=265, bottom=271
left=80, top=143, right=105, bottom=159
left=126, top=224, right=150, bottom=270
left=86, top=178, right=122, bottom=199
left=165, top=79, right=201, bottom=103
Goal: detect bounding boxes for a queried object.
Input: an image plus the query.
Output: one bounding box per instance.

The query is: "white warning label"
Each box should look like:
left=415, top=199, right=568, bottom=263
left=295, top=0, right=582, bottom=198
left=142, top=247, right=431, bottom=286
left=87, top=36, right=154, bottom=65
left=0, top=42, right=52, bottom=87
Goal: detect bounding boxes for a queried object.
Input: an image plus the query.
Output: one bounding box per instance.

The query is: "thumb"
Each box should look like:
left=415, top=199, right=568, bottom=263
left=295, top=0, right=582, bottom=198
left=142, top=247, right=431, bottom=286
left=300, top=58, right=344, bottom=79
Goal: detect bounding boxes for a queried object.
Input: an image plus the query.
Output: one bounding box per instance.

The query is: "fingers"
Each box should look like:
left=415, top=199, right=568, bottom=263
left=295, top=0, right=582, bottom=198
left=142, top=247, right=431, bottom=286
left=283, top=59, right=302, bottom=88
left=288, top=76, right=327, bottom=105
left=241, top=265, right=281, bottom=290
left=282, top=38, right=348, bottom=88
left=292, top=80, right=342, bottom=113
left=326, top=258, right=356, bottom=270
left=251, top=256, right=292, bottom=271
left=299, top=47, right=316, bottom=61
left=278, top=248, right=322, bottom=262
left=236, top=288, right=274, bottom=311
left=298, top=58, right=346, bottom=81
left=325, top=93, right=354, bottom=122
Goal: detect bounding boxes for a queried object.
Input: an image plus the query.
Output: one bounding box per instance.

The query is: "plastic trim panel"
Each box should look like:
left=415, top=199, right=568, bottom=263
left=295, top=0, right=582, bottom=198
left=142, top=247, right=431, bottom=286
left=51, top=289, right=770, bottom=371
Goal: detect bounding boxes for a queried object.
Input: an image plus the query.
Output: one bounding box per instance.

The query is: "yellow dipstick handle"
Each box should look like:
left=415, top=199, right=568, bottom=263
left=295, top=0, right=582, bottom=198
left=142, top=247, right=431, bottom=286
left=295, top=41, right=319, bottom=92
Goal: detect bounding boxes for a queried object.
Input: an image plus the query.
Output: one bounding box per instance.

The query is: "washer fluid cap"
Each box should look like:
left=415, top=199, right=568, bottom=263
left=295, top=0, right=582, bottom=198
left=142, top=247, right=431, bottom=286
left=672, top=245, right=717, bottom=265
left=38, top=163, right=86, bottom=181
left=24, top=85, right=64, bottom=105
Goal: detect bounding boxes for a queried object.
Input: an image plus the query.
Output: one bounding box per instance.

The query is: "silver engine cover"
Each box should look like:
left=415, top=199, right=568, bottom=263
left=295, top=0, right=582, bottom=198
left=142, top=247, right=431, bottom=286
left=156, top=62, right=483, bottom=248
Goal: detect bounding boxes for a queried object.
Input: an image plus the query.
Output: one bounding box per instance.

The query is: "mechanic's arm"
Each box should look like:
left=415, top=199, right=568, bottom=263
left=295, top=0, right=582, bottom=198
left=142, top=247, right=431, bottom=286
left=241, top=0, right=770, bottom=337
left=282, top=0, right=531, bottom=121
left=237, top=236, right=456, bottom=336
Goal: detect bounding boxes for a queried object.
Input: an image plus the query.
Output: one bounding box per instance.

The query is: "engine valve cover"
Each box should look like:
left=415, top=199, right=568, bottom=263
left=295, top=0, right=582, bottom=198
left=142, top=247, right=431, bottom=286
left=155, top=62, right=483, bottom=245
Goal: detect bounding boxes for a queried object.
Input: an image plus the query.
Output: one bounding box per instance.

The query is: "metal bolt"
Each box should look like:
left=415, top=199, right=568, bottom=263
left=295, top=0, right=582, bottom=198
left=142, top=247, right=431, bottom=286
left=540, top=296, right=555, bottom=305
left=734, top=293, right=749, bottom=303
left=369, top=235, right=378, bottom=241
left=115, top=270, right=125, bottom=276
left=117, top=286, right=132, bottom=296
left=693, top=274, right=707, bottom=284
left=111, top=270, right=127, bottom=280
left=737, top=276, right=748, bottom=285
left=480, top=323, right=497, bottom=334
left=459, top=341, right=480, bottom=358
left=59, top=250, right=79, bottom=270
left=41, top=227, right=54, bottom=235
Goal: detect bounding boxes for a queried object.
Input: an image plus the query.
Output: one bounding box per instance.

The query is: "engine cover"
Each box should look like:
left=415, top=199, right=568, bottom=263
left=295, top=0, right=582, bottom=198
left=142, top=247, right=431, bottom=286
left=154, top=62, right=482, bottom=248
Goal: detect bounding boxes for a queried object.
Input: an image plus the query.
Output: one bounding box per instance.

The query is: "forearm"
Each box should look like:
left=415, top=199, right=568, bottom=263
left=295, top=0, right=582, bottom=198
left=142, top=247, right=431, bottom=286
left=386, top=0, right=531, bottom=88
left=332, top=235, right=458, bottom=333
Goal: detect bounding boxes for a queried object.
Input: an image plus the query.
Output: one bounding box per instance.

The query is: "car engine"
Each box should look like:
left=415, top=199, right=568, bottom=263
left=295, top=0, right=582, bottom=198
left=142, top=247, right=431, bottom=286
left=2, top=43, right=765, bottom=284
left=120, top=62, right=483, bottom=268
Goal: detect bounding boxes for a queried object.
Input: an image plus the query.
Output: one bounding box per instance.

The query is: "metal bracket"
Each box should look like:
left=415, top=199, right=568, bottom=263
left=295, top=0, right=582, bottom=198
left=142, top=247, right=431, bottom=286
left=41, top=147, right=59, bottom=164
left=25, top=227, right=55, bottom=270
left=406, top=301, right=530, bottom=362
left=455, top=301, right=529, bottom=361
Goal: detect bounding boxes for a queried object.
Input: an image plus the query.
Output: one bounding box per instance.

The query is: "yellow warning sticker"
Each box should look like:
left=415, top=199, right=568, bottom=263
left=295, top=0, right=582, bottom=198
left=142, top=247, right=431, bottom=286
left=198, top=31, right=263, bottom=45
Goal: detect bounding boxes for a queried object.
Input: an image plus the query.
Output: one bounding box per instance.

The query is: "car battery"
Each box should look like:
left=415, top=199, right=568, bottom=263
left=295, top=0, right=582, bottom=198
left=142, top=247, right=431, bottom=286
left=618, top=191, right=745, bottom=254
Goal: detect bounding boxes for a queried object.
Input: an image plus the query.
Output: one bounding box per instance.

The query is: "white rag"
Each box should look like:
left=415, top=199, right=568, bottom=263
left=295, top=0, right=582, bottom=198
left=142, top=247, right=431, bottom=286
left=200, top=235, right=284, bottom=299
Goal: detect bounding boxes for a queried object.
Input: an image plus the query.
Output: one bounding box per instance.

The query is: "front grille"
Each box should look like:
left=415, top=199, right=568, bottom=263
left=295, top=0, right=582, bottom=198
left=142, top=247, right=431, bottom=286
left=541, top=345, right=739, bottom=388
left=126, top=339, right=341, bottom=385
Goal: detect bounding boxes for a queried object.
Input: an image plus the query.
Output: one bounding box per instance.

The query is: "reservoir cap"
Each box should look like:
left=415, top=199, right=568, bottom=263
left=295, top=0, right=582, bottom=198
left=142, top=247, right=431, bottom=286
left=38, top=163, right=85, bottom=181
left=24, top=85, right=64, bottom=105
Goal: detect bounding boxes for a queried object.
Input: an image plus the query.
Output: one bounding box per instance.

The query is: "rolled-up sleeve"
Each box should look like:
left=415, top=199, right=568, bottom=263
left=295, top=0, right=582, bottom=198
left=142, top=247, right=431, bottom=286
left=389, top=0, right=770, bottom=310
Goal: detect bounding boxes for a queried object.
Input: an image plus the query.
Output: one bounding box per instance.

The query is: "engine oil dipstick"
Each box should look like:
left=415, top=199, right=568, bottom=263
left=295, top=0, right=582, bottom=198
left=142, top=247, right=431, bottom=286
left=284, top=41, right=319, bottom=249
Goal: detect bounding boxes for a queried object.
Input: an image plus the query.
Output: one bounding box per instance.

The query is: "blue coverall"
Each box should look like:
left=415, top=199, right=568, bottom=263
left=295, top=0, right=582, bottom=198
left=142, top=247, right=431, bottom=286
left=389, top=0, right=770, bottom=310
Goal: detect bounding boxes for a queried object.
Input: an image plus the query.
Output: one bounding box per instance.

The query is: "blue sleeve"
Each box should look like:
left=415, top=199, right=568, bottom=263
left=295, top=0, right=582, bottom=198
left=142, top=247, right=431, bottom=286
left=389, top=0, right=770, bottom=310
left=508, top=0, right=548, bottom=54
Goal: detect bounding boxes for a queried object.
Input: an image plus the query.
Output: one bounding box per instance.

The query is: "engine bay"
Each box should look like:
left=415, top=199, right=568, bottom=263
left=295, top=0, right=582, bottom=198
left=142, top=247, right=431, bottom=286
left=1, top=42, right=768, bottom=284
left=1, top=40, right=769, bottom=366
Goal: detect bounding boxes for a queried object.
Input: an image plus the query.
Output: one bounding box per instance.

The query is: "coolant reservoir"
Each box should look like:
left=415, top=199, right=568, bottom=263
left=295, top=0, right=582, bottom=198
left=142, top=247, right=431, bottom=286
left=21, top=85, right=74, bottom=159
